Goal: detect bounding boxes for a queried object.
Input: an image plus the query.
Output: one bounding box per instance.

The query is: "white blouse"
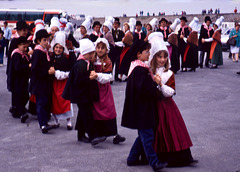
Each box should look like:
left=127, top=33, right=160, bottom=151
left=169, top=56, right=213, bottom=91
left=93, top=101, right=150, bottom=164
left=156, top=67, right=175, bottom=97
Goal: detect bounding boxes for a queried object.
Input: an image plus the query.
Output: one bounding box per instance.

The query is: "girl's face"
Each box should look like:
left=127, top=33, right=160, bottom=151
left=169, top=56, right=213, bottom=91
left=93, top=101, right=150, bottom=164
left=156, top=53, right=168, bottom=67
left=103, top=26, right=109, bottom=34
left=96, top=43, right=107, bottom=58
left=213, top=24, right=218, bottom=31
left=18, top=43, right=28, bottom=53
left=137, top=49, right=150, bottom=62
left=54, top=43, right=64, bottom=55
left=146, top=24, right=152, bottom=31
left=124, top=24, right=129, bottom=32
left=38, top=37, right=49, bottom=49
left=51, top=26, right=59, bottom=36
left=80, top=26, right=87, bottom=35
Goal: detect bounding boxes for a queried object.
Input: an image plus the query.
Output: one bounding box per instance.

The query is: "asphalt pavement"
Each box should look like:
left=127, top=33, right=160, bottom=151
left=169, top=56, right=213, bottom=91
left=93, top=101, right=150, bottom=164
left=0, top=52, right=240, bottom=172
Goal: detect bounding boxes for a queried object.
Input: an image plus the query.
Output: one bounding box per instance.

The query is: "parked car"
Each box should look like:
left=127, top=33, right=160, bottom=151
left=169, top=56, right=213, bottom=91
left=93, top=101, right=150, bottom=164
left=221, top=27, right=234, bottom=51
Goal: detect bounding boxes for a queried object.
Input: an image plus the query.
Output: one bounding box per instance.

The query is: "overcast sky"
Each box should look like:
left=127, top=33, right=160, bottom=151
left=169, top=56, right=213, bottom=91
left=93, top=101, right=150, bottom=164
left=0, top=0, right=239, bottom=17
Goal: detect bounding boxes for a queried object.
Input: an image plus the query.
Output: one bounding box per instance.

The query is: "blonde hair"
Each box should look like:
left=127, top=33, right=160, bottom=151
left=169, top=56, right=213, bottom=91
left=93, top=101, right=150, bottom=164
left=150, top=50, right=169, bottom=75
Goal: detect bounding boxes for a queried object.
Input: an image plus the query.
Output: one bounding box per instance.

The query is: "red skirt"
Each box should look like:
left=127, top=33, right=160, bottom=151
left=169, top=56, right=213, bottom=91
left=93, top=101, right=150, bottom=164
left=154, top=97, right=193, bottom=153
left=51, top=79, right=71, bottom=114
left=93, top=82, right=117, bottom=120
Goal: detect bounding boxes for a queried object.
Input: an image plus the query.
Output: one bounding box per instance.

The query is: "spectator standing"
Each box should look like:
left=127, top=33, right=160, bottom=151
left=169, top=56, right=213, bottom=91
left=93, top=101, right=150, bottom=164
left=1, top=21, right=12, bottom=58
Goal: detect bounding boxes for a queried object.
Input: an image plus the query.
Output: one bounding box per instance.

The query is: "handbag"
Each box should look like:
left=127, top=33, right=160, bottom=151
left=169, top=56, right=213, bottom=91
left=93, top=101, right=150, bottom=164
left=227, top=37, right=236, bottom=46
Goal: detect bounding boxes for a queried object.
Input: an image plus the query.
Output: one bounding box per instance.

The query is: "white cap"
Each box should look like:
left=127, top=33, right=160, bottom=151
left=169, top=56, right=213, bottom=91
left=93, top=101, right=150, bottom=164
left=50, top=17, right=60, bottom=30
left=170, top=18, right=180, bottom=32
left=148, top=32, right=169, bottom=65
left=189, top=17, right=199, bottom=32
left=81, top=18, right=92, bottom=31
left=86, top=16, right=93, bottom=23
left=105, top=16, right=115, bottom=25
left=129, top=18, right=136, bottom=32
left=79, top=39, right=95, bottom=55
left=59, top=18, right=68, bottom=31
left=148, top=32, right=164, bottom=42
left=215, top=16, right=224, bottom=28
left=95, top=37, right=110, bottom=53
left=35, top=19, right=45, bottom=33
left=33, top=19, right=45, bottom=42
left=54, top=31, right=69, bottom=55
left=149, top=18, right=158, bottom=31
left=103, top=20, right=113, bottom=31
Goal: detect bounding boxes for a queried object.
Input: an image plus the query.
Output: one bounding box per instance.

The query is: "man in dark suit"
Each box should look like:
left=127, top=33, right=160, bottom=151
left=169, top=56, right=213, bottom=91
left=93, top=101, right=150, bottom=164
left=133, top=21, right=146, bottom=43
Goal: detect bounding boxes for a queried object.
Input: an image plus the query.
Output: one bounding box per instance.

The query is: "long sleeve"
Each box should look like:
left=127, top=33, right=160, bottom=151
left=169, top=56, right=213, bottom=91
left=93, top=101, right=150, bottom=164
left=204, top=38, right=213, bottom=42
left=55, top=70, right=69, bottom=80
left=96, top=73, right=112, bottom=84
left=158, top=84, right=175, bottom=97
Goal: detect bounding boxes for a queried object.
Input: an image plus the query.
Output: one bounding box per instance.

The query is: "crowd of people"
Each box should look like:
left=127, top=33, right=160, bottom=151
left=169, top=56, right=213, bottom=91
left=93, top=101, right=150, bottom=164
left=1, top=14, right=229, bottom=171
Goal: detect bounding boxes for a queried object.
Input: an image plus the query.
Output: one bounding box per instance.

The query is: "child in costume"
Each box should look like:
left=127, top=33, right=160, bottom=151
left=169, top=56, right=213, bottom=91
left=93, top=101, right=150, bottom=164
left=148, top=33, right=198, bottom=167
left=51, top=31, right=76, bottom=130
left=121, top=39, right=167, bottom=172
left=91, top=38, right=125, bottom=145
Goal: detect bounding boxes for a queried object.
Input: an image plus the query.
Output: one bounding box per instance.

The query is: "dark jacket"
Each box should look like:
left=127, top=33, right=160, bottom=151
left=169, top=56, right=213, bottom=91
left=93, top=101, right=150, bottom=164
left=178, top=27, right=190, bottom=53
left=199, top=25, right=214, bottom=52
left=53, top=52, right=76, bottom=72
left=7, top=38, right=18, bottom=75
left=7, top=52, right=30, bottom=93
left=62, top=59, right=99, bottom=104
left=29, top=49, right=54, bottom=96
left=133, top=32, right=146, bottom=43
left=89, top=34, right=103, bottom=42
left=157, top=27, right=170, bottom=41
left=121, top=66, right=158, bottom=130
left=112, top=28, right=125, bottom=42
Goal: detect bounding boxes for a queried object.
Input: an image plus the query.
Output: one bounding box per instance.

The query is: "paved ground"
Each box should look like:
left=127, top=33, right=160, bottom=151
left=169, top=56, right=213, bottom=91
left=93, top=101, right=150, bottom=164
left=0, top=52, right=240, bottom=172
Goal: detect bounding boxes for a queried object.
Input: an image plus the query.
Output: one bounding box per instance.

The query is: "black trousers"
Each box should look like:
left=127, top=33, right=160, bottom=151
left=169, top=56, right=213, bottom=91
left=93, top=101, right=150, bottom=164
left=12, top=91, right=29, bottom=117
left=5, top=39, right=9, bottom=57
left=199, top=51, right=210, bottom=66
left=76, top=103, right=96, bottom=140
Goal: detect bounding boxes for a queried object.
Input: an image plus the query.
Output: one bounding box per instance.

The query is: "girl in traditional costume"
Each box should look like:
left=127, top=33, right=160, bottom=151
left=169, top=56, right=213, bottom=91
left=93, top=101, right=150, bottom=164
left=148, top=33, right=198, bottom=167
left=209, top=16, right=224, bottom=68
left=183, top=17, right=199, bottom=72
left=51, top=31, right=76, bottom=130
left=91, top=38, right=125, bottom=145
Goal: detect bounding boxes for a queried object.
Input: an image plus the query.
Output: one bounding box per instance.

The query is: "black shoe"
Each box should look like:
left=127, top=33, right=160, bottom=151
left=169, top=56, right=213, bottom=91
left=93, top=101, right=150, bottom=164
left=67, top=125, right=73, bottom=130
left=113, top=134, right=126, bottom=144
left=205, top=64, right=209, bottom=68
left=91, top=136, right=107, bottom=146
left=78, top=136, right=90, bottom=143
left=20, top=114, right=29, bottom=123
left=199, top=64, right=203, bottom=68
left=153, top=162, right=168, bottom=172
left=41, top=124, right=55, bottom=134
left=236, top=71, right=240, bottom=75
